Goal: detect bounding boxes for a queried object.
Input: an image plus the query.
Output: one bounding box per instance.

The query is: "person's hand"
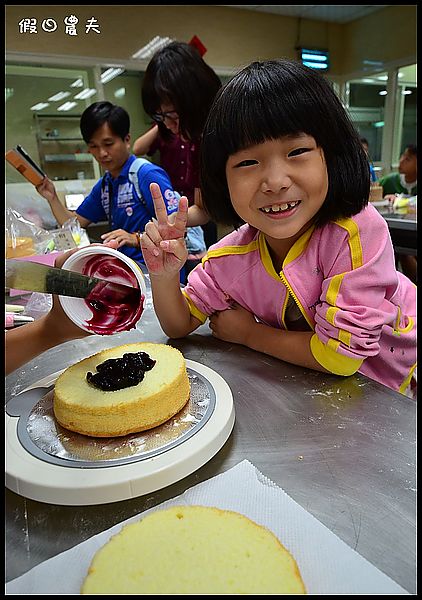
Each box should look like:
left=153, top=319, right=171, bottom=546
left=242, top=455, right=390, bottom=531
left=101, top=229, right=137, bottom=248
left=35, top=177, right=58, bottom=204
left=209, top=302, right=257, bottom=346
left=141, top=182, right=188, bottom=278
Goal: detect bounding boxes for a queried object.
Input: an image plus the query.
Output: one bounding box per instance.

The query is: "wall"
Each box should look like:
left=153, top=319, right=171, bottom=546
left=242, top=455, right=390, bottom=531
left=5, top=5, right=344, bottom=75
left=341, top=5, right=417, bottom=76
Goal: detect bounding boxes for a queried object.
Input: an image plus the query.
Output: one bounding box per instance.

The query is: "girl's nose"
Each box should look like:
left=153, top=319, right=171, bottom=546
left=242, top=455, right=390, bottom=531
left=260, top=165, right=292, bottom=193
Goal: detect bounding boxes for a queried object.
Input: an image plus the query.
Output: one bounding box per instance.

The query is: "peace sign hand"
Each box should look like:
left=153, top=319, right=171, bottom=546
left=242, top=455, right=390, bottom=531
left=141, top=182, right=189, bottom=277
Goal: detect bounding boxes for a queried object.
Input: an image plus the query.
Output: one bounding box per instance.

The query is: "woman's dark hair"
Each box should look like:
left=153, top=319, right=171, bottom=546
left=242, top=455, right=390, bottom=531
left=200, top=59, right=370, bottom=228
left=141, top=41, right=222, bottom=142
left=80, top=101, right=130, bottom=143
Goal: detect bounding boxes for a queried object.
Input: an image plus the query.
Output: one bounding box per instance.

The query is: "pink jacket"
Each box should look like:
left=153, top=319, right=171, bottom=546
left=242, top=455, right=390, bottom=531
left=183, top=204, right=416, bottom=394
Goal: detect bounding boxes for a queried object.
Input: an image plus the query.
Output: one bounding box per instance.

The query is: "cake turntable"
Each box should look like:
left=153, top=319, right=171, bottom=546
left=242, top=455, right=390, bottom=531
left=6, top=360, right=235, bottom=506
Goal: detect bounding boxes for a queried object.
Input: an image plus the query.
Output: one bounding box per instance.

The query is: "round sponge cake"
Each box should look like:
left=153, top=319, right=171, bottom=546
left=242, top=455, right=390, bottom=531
left=81, top=505, right=306, bottom=594
left=53, top=343, right=190, bottom=437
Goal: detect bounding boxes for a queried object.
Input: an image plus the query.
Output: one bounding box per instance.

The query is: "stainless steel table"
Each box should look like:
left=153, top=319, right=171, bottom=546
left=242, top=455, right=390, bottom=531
left=5, top=284, right=416, bottom=593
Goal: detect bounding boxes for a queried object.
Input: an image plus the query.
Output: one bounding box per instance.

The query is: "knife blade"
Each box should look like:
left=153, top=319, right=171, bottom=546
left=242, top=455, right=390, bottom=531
left=5, top=259, right=142, bottom=303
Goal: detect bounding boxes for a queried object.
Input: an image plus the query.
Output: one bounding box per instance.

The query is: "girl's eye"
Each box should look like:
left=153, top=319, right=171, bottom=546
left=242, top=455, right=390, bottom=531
left=288, top=147, right=311, bottom=157
left=234, top=159, right=258, bottom=168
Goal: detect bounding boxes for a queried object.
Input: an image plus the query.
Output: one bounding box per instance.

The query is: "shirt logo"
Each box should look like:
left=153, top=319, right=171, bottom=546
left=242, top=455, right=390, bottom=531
left=164, top=188, right=180, bottom=211
left=117, top=182, right=134, bottom=207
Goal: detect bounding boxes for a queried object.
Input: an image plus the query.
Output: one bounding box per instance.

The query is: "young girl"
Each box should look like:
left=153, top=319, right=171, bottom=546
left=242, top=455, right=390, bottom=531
left=141, top=59, right=417, bottom=397
left=133, top=40, right=221, bottom=247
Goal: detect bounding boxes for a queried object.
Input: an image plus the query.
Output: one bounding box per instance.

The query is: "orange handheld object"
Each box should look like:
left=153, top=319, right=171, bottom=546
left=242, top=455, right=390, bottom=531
left=5, top=146, right=45, bottom=186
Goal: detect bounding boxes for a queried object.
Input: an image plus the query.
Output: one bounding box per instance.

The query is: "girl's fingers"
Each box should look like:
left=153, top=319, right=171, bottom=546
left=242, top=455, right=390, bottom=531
left=140, top=232, right=161, bottom=257
left=159, top=238, right=187, bottom=261
left=144, top=221, right=163, bottom=245
left=149, top=182, right=168, bottom=226
left=172, top=196, right=189, bottom=234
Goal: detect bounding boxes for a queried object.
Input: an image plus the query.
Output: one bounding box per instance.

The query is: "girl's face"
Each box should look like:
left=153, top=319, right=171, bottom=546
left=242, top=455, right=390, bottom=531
left=157, top=102, right=180, bottom=136
left=226, top=134, right=328, bottom=246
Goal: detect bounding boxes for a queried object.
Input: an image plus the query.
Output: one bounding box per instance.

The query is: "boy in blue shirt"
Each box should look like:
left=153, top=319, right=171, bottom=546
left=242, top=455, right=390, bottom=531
left=36, top=102, right=179, bottom=264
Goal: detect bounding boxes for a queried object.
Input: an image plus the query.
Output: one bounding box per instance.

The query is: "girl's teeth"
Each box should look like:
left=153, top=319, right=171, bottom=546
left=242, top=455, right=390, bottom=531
left=261, top=201, right=298, bottom=213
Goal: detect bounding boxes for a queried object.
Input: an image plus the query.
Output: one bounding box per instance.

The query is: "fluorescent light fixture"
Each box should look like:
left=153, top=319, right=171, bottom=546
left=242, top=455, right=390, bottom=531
left=376, top=75, right=388, bottom=81
left=363, top=60, right=384, bottom=66
left=114, top=87, right=126, bottom=98
left=302, top=53, right=327, bottom=62
left=402, top=90, right=412, bottom=95
left=70, top=78, right=84, bottom=88
left=30, top=102, right=50, bottom=111
left=361, top=78, right=376, bottom=83
left=74, top=88, right=97, bottom=100
left=100, top=67, right=125, bottom=84
left=132, top=36, right=173, bottom=60
left=379, top=90, right=388, bottom=96
left=373, top=121, right=384, bottom=128
left=303, top=61, right=327, bottom=70
left=57, top=101, right=77, bottom=111
left=5, top=87, right=14, bottom=101
left=299, top=48, right=329, bottom=72
left=48, top=91, right=71, bottom=102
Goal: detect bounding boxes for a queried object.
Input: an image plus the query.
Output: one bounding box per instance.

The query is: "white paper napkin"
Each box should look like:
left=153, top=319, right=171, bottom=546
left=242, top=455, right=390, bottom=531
left=6, top=460, right=409, bottom=594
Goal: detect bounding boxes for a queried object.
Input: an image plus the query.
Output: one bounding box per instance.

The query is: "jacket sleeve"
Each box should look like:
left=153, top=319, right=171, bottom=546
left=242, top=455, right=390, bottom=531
left=310, top=212, right=400, bottom=376
left=182, top=257, right=233, bottom=324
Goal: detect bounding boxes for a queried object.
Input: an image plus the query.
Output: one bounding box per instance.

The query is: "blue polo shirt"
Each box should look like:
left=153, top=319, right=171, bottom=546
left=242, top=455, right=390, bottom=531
left=76, top=155, right=179, bottom=264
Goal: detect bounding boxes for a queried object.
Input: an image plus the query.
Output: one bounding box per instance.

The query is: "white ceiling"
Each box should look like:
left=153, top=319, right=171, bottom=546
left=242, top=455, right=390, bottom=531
left=224, top=5, right=388, bottom=24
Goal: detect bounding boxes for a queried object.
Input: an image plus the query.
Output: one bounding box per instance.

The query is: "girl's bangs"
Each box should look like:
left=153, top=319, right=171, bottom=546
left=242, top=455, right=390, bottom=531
left=216, top=76, right=311, bottom=156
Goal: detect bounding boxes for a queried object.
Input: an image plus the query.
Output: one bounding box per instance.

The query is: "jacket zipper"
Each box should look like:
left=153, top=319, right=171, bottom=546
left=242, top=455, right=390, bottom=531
left=279, top=270, right=314, bottom=330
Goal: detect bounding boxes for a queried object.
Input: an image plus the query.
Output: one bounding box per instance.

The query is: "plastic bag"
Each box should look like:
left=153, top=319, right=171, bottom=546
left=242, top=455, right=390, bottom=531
left=5, top=208, right=55, bottom=258
left=61, top=216, right=83, bottom=246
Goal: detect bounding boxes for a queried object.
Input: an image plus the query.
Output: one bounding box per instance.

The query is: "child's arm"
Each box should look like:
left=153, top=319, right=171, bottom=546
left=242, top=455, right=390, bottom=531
left=141, top=183, right=203, bottom=338
left=210, top=302, right=330, bottom=373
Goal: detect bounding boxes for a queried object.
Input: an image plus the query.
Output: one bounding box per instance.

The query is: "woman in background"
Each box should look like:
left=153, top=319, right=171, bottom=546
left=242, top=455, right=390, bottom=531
left=133, top=40, right=222, bottom=248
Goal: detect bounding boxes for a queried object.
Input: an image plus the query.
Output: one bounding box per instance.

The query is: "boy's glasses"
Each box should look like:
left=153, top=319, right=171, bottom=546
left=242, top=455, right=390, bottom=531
left=152, top=111, right=179, bottom=123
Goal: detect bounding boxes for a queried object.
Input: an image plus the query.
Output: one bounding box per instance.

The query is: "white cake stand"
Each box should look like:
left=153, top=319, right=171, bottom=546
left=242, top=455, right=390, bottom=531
left=6, top=360, right=235, bottom=506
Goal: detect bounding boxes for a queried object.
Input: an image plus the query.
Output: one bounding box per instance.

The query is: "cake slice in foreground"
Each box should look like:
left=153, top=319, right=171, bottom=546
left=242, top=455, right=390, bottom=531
left=81, top=505, right=306, bottom=594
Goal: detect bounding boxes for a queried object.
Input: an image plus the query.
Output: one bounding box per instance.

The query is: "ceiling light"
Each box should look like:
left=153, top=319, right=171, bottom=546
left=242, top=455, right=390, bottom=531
left=57, top=101, right=77, bottom=111
left=402, top=89, right=412, bottom=95
left=48, top=91, right=71, bottom=102
left=376, top=75, right=388, bottom=81
left=5, top=87, right=14, bottom=101
left=70, top=78, right=84, bottom=88
left=379, top=90, right=387, bottom=96
left=100, top=67, right=125, bottom=84
left=30, top=102, right=50, bottom=111
left=74, top=88, right=97, bottom=100
left=114, top=87, right=126, bottom=98
left=132, top=36, right=172, bottom=60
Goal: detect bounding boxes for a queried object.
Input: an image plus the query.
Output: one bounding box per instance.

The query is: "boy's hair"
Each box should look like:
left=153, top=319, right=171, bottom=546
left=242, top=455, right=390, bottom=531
left=80, top=102, right=130, bottom=143
left=200, top=59, right=370, bottom=228
left=141, top=41, right=222, bottom=142
left=405, top=144, right=417, bottom=156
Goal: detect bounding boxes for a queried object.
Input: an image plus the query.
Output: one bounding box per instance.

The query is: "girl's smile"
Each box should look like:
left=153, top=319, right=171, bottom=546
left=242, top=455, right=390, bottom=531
left=226, top=134, right=328, bottom=243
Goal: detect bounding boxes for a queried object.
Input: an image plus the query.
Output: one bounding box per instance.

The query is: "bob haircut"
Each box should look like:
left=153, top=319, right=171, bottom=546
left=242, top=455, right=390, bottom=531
left=200, top=59, right=370, bottom=229
left=142, top=41, right=221, bottom=142
left=80, top=102, right=130, bottom=143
